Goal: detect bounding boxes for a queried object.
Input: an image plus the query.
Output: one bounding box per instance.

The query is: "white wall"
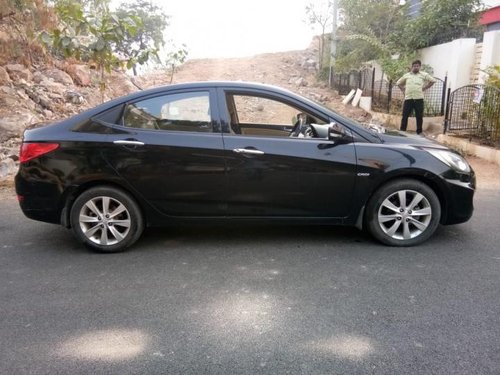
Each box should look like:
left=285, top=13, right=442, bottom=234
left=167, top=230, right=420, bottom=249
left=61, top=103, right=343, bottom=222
left=361, top=31, right=499, bottom=96
left=369, top=60, right=385, bottom=81
left=418, top=38, right=477, bottom=92
left=478, top=30, right=500, bottom=83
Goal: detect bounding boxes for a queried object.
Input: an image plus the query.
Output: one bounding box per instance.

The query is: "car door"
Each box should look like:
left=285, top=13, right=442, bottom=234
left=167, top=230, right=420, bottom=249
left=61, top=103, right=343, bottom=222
left=101, top=88, right=227, bottom=217
left=218, top=88, right=357, bottom=218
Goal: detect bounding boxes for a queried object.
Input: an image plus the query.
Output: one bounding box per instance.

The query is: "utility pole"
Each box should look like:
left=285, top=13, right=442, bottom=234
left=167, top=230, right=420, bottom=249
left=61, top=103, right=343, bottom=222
left=329, top=0, right=339, bottom=87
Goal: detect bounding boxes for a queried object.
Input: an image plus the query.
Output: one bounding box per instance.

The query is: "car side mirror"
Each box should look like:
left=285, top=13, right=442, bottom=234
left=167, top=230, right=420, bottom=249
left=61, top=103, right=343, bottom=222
left=328, top=122, right=346, bottom=141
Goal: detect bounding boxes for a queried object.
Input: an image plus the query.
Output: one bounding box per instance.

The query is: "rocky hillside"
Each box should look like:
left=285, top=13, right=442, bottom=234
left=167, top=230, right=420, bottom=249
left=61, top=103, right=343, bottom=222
left=0, top=39, right=371, bottom=180
left=0, top=62, right=142, bottom=176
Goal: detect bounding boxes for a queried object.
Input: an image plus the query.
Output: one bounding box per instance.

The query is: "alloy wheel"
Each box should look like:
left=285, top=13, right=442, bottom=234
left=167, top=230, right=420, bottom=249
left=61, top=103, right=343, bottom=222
left=377, top=189, right=432, bottom=240
left=78, top=196, right=132, bottom=246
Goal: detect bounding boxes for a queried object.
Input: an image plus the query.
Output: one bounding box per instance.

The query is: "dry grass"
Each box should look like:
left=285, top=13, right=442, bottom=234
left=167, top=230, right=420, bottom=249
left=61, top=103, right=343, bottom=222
left=0, top=178, right=15, bottom=200
left=0, top=0, right=57, bottom=66
left=0, top=178, right=14, bottom=188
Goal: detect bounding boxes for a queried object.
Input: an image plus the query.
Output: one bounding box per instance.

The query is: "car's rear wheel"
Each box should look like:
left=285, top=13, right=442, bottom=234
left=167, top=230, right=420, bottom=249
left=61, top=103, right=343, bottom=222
left=366, top=179, right=441, bottom=246
left=70, top=186, right=144, bottom=252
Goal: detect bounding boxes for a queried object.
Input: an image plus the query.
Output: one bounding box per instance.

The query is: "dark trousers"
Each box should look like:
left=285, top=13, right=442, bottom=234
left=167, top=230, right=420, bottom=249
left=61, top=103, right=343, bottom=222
left=400, top=99, right=424, bottom=134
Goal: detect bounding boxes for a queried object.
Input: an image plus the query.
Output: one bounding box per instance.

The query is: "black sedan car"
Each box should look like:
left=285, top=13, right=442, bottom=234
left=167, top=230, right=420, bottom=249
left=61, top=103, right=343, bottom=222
left=15, top=81, right=475, bottom=252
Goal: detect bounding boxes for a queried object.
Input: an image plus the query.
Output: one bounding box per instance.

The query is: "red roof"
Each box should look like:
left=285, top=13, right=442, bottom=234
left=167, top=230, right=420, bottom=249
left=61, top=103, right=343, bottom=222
left=480, top=6, right=500, bottom=25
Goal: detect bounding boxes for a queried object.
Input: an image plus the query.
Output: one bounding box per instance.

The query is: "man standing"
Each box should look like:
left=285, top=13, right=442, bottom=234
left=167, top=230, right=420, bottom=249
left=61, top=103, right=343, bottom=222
left=396, top=60, right=436, bottom=135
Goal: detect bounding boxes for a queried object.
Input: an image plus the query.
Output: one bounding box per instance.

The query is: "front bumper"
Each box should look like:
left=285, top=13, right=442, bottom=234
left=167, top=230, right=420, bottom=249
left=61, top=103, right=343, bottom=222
left=441, top=171, right=475, bottom=225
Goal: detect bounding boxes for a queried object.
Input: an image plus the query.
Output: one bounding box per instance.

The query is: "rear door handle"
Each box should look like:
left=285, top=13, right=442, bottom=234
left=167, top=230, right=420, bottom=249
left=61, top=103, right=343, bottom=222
left=113, top=140, right=145, bottom=146
left=233, top=148, right=264, bottom=155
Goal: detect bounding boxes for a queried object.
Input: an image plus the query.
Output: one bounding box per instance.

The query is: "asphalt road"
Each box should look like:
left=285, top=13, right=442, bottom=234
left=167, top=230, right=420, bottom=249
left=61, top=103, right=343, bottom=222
left=1, top=188, right=499, bottom=375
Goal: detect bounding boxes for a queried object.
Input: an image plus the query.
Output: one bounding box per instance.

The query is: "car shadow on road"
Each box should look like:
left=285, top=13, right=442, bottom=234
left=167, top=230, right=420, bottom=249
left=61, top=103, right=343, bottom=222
left=134, top=222, right=474, bottom=256
left=140, top=224, right=370, bottom=247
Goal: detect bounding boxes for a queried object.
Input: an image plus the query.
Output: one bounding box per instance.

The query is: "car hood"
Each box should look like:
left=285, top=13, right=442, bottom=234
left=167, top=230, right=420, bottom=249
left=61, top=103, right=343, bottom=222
left=377, top=130, right=446, bottom=149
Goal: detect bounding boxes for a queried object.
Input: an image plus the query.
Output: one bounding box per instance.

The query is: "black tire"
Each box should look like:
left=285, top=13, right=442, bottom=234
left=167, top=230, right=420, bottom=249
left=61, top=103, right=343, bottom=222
left=70, top=186, right=144, bottom=253
left=365, top=179, right=441, bottom=247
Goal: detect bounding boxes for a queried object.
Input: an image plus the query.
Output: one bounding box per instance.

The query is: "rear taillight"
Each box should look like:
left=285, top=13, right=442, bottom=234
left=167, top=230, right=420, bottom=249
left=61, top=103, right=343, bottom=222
left=19, top=143, right=59, bottom=163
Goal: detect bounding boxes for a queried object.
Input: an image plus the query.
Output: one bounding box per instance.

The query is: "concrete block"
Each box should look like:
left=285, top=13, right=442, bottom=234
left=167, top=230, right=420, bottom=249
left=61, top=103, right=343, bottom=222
left=359, top=97, right=372, bottom=112
left=352, top=89, right=363, bottom=107
left=342, top=89, right=356, bottom=105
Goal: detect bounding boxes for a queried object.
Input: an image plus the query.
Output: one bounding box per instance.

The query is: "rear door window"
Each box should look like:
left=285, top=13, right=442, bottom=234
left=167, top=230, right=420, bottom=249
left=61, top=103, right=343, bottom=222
left=123, top=91, right=212, bottom=132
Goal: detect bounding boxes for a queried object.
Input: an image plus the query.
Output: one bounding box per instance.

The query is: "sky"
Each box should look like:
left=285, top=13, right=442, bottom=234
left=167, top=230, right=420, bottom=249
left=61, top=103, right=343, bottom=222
left=484, top=0, right=500, bottom=6
left=160, top=0, right=321, bottom=59
left=115, top=0, right=500, bottom=60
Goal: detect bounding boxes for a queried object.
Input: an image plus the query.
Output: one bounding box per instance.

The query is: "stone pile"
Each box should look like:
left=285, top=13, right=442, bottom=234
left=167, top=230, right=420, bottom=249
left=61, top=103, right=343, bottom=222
left=0, top=137, right=20, bottom=179
left=0, top=62, right=139, bottom=179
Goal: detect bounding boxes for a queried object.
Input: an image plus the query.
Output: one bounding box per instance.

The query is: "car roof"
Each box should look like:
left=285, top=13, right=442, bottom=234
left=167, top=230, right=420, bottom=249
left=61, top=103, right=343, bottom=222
left=120, top=81, right=306, bottom=101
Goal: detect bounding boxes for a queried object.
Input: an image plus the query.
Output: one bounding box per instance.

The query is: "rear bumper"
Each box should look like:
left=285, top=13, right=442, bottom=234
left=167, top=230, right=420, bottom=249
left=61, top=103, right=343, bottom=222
left=15, top=173, right=62, bottom=224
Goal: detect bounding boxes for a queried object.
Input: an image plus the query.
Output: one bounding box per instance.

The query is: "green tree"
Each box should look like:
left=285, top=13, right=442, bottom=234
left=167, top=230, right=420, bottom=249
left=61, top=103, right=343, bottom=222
left=115, top=0, right=169, bottom=75
left=327, top=0, right=482, bottom=81
left=80, top=0, right=111, bottom=16
left=334, top=0, right=406, bottom=73
left=402, top=0, right=484, bottom=51
left=305, top=1, right=333, bottom=70
left=164, top=43, right=188, bottom=84
left=483, top=65, right=500, bottom=89
left=41, top=0, right=146, bottom=101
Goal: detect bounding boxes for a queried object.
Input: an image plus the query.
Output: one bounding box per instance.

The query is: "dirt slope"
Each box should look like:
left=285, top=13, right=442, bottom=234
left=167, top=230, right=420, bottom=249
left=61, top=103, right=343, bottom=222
left=137, top=50, right=370, bottom=123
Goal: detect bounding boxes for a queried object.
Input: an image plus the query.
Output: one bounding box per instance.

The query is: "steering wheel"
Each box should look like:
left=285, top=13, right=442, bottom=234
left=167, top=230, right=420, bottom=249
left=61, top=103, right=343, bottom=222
left=290, top=112, right=308, bottom=137
left=290, top=112, right=319, bottom=138
left=302, top=125, right=315, bottom=138
left=289, top=120, right=302, bottom=137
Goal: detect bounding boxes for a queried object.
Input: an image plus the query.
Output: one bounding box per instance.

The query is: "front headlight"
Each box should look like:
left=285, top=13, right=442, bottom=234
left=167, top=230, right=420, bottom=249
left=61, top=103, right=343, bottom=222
left=425, top=149, right=471, bottom=173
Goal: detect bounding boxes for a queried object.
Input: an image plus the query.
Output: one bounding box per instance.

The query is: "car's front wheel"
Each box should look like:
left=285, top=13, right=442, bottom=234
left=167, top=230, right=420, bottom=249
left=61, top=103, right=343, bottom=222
left=70, top=186, right=144, bottom=252
left=366, top=179, right=441, bottom=246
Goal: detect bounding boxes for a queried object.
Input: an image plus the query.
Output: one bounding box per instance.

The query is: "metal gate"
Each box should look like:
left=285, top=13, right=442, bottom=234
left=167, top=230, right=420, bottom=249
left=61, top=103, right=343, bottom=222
left=332, top=68, right=446, bottom=117
left=444, top=84, right=500, bottom=144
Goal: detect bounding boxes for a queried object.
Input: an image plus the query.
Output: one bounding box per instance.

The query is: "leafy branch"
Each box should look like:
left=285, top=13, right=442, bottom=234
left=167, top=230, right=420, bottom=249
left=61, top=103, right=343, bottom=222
left=40, top=0, right=157, bottom=101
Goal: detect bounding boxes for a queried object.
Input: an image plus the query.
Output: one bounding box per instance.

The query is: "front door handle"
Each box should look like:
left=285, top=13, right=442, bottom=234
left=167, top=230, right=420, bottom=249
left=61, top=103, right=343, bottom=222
left=233, top=148, right=265, bottom=155
left=113, top=140, right=145, bottom=146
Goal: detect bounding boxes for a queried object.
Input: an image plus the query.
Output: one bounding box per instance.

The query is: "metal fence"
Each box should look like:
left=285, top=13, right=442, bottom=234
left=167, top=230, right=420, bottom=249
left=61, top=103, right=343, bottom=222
left=331, top=68, right=447, bottom=117
left=331, top=70, right=362, bottom=95
left=444, top=84, right=500, bottom=145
